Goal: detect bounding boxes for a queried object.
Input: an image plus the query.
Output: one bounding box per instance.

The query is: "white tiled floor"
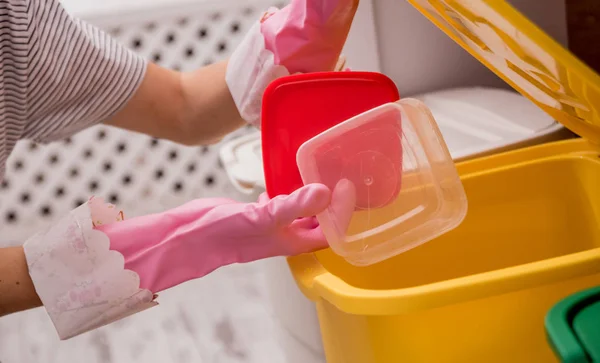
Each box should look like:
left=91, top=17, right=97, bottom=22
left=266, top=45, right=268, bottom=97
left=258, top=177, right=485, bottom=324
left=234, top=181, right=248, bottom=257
left=0, top=261, right=289, bottom=363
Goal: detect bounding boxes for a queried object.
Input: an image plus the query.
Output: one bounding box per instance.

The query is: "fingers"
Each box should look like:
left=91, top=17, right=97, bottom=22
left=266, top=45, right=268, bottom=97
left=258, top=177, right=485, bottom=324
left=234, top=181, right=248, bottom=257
left=292, top=216, right=320, bottom=230
left=261, top=0, right=359, bottom=73
left=288, top=224, right=330, bottom=254
left=330, top=179, right=356, bottom=234
left=265, top=183, right=332, bottom=227
left=287, top=179, right=355, bottom=255
left=257, top=192, right=270, bottom=204
left=285, top=222, right=329, bottom=256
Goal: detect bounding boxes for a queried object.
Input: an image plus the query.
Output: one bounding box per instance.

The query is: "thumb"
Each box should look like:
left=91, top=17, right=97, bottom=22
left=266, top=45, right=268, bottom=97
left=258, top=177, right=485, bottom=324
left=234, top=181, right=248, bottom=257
left=330, top=179, right=356, bottom=234
left=265, top=183, right=331, bottom=227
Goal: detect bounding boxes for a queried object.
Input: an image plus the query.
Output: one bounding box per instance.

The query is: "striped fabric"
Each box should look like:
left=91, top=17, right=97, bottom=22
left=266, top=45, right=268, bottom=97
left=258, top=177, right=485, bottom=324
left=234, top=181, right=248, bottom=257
left=0, top=0, right=147, bottom=178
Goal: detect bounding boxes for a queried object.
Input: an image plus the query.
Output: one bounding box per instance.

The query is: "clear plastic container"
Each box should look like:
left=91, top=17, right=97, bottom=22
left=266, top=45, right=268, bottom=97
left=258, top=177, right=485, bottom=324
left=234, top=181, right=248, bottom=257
left=296, top=98, right=468, bottom=266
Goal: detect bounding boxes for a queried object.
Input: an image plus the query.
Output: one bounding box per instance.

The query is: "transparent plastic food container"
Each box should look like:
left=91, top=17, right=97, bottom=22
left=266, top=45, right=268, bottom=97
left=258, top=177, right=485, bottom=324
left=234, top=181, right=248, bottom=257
left=297, top=98, right=468, bottom=266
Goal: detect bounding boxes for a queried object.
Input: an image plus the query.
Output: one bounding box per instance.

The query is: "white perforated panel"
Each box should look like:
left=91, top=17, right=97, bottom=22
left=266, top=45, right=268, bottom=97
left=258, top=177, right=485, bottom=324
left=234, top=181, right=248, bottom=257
left=0, top=0, right=286, bottom=242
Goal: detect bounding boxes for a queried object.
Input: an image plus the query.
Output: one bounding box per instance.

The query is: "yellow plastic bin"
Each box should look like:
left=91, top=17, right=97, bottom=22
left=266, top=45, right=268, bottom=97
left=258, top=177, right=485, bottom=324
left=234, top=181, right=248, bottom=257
left=287, top=1, right=600, bottom=362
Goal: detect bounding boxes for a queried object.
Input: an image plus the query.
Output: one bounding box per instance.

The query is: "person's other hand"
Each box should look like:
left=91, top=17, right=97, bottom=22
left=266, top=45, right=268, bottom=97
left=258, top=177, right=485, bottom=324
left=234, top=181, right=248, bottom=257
left=226, top=0, right=359, bottom=126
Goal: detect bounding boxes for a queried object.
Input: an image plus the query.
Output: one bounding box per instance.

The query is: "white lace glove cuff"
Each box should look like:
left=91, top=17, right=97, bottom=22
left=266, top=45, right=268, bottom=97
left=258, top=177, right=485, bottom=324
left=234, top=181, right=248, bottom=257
left=23, top=197, right=157, bottom=340
left=226, top=14, right=290, bottom=127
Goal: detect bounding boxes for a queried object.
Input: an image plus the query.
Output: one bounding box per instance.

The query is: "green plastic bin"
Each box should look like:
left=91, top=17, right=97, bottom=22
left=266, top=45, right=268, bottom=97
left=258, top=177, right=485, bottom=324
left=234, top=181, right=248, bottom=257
left=546, top=286, right=600, bottom=362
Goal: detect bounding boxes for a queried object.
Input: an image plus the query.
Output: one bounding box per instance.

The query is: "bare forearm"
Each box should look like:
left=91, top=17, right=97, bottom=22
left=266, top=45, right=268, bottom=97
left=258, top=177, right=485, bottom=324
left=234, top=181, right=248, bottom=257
left=105, top=60, right=244, bottom=145
left=180, top=60, right=246, bottom=144
left=0, top=247, right=42, bottom=317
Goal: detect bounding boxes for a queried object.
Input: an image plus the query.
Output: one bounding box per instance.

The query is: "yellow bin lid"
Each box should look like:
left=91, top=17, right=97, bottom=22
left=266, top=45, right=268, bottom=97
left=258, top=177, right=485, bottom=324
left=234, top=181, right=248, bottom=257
left=407, top=0, right=600, bottom=144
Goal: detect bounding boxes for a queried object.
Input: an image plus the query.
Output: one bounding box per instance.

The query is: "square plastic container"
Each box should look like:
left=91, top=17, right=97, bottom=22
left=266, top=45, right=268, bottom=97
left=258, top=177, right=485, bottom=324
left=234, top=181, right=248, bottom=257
left=296, top=99, right=468, bottom=266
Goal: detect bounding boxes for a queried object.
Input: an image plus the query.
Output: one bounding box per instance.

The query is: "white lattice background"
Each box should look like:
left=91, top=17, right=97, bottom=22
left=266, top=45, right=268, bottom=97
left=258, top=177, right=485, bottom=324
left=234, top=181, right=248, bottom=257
left=0, top=0, right=286, bottom=242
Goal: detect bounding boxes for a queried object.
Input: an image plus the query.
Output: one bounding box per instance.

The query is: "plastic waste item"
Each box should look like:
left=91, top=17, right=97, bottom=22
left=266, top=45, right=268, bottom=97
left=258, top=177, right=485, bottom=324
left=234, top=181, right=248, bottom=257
left=261, top=71, right=400, bottom=198
left=297, top=99, right=468, bottom=266
left=219, top=132, right=264, bottom=194
left=415, top=87, right=571, bottom=161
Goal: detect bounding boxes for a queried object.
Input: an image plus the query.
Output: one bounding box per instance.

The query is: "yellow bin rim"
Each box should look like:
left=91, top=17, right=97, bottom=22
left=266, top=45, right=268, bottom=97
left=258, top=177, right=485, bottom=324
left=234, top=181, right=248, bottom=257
left=288, top=0, right=600, bottom=317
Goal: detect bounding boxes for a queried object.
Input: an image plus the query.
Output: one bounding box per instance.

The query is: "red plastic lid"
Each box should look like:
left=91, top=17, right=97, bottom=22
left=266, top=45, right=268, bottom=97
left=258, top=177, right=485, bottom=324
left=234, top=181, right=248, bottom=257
left=261, top=72, right=400, bottom=197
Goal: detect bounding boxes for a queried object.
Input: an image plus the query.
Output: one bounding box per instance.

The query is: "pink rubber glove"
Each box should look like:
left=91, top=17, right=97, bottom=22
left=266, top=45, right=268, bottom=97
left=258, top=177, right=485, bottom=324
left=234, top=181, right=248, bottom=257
left=226, top=0, right=358, bottom=126
left=261, top=0, right=358, bottom=73
left=95, top=183, right=331, bottom=293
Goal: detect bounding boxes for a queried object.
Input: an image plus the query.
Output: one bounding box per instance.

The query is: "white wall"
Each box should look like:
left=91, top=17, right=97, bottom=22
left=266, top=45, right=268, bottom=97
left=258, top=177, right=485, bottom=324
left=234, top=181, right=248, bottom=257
left=60, top=0, right=197, bottom=16
left=62, top=0, right=568, bottom=97
left=373, top=0, right=568, bottom=96
left=61, top=0, right=381, bottom=72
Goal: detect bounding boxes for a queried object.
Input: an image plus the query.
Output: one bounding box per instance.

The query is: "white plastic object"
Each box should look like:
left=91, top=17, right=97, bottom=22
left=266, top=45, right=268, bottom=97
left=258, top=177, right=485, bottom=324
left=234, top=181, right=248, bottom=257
left=219, top=132, right=264, bottom=194
left=416, top=87, right=570, bottom=161
left=296, top=98, right=468, bottom=266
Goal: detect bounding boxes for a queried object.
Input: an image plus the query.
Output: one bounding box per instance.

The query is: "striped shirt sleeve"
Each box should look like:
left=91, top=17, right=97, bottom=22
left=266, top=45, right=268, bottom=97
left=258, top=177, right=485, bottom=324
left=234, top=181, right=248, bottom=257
left=0, top=0, right=147, bottom=177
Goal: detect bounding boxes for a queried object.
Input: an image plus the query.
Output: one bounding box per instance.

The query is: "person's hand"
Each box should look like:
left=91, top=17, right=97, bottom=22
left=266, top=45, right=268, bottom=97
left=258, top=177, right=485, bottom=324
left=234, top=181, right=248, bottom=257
left=226, top=0, right=359, bottom=126
left=96, top=183, right=332, bottom=293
